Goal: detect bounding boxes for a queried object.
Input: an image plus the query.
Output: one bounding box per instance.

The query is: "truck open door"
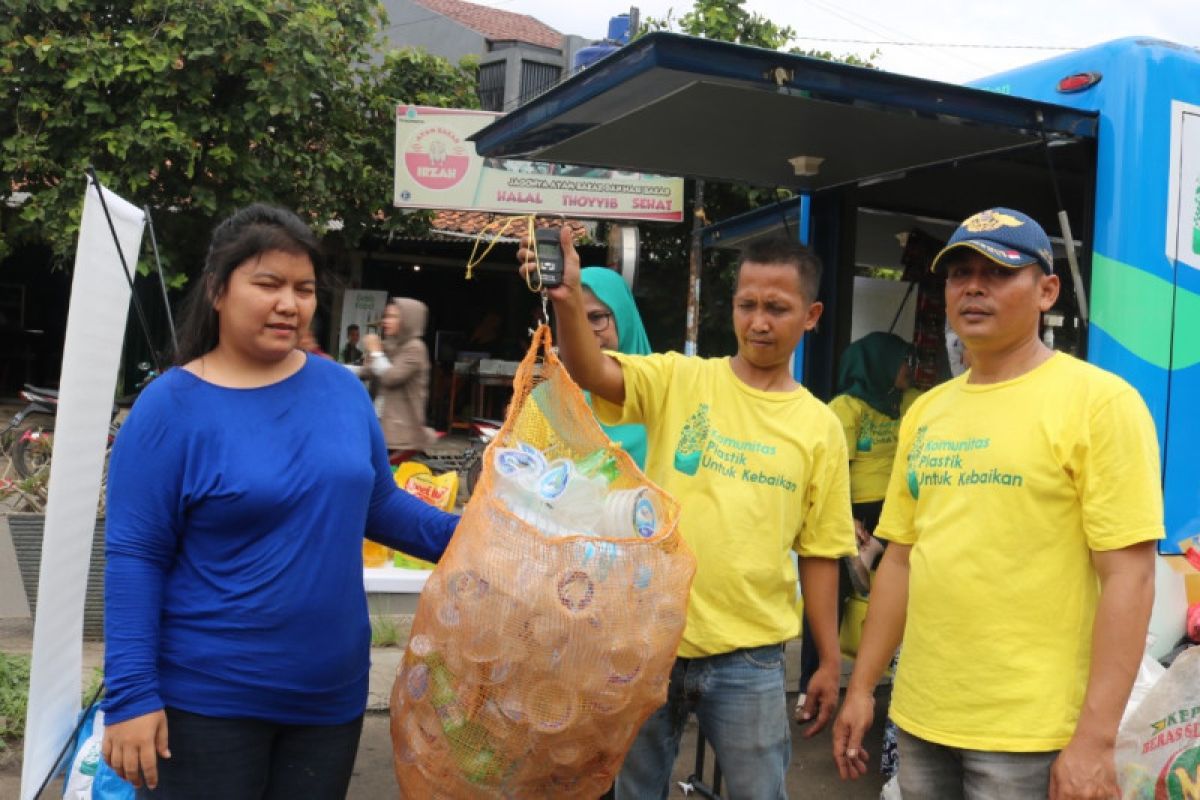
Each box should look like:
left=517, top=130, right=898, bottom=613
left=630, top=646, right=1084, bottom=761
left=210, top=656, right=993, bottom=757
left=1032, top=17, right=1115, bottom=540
left=1165, top=100, right=1200, bottom=560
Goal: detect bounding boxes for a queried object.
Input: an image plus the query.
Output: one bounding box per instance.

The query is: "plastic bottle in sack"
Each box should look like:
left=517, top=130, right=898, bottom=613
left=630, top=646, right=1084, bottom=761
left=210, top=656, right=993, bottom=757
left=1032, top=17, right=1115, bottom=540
left=600, top=488, right=660, bottom=539
left=543, top=461, right=608, bottom=535
left=575, top=449, right=621, bottom=484
left=494, top=445, right=545, bottom=484
left=406, top=637, right=506, bottom=784
left=494, top=446, right=576, bottom=536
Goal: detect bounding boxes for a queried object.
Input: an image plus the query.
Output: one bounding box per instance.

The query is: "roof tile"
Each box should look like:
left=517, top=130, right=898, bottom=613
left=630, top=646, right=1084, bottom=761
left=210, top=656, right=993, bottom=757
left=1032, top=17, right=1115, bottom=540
left=411, top=0, right=563, bottom=50
left=432, top=210, right=589, bottom=242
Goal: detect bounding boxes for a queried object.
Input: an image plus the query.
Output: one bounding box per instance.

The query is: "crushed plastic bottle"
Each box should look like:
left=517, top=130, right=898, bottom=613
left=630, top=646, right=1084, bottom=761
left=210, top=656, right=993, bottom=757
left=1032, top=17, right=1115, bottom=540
left=492, top=442, right=664, bottom=544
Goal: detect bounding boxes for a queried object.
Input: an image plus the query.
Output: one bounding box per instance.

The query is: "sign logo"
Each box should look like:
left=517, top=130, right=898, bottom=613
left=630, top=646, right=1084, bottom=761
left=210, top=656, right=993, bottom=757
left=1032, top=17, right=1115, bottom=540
left=394, top=105, right=685, bottom=221
left=1157, top=744, right=1200, bottom=799
left=404, top=473, right=453, bottom=508
left=403, top=126, right=470, bottom=191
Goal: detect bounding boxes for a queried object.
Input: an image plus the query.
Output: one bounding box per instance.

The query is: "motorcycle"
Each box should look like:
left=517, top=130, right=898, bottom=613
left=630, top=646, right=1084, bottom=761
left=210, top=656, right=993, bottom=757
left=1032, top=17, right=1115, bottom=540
left=3, top=363, right=158, bottom=482
left=3, top=384, right=64, bottom=481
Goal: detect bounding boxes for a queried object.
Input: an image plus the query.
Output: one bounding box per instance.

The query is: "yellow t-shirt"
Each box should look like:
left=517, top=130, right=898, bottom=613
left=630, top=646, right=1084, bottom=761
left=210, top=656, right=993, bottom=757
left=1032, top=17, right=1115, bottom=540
left=877, top=353, right=1164, bottom=751
left=594, top=353, right=856, bottom=658
left=828, top=389, right=921, bottom=504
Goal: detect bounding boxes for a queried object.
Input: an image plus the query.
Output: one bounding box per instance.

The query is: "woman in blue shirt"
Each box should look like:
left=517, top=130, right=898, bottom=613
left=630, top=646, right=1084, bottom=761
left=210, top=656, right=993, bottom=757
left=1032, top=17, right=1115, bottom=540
left=100, top=204, right=458, bottom=798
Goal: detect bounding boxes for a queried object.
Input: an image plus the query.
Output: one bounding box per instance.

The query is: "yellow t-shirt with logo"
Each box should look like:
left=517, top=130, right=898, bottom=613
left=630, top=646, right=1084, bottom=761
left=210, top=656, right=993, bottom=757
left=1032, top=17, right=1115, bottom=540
left=877, top=353, right=1164, bottom=751
left=828, top=389, right=920, bottom=504
left=594, top=353, right=856, bottom=658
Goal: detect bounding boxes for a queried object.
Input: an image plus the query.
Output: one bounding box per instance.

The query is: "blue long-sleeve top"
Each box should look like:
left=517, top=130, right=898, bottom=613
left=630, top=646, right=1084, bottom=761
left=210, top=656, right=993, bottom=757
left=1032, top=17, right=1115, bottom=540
left=101, top=355, right=458, bottom=726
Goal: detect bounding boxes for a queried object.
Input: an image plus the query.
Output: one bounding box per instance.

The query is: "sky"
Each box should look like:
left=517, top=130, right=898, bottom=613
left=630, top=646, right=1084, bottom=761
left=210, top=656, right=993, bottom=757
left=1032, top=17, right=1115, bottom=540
left=478, top=0, right=1199, bottom=85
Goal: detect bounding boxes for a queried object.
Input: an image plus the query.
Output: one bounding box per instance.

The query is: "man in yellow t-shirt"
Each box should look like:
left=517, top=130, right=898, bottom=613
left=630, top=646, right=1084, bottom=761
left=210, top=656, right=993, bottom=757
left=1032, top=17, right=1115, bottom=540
left=832, top=207, right=1163, bottom=800
left=519, top=233, right=855, bottom=800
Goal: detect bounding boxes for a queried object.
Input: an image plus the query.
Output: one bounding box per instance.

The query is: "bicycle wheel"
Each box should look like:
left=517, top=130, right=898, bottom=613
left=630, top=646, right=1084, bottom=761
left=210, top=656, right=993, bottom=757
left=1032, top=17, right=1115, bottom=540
left=13, top=425, right=54, bottom=480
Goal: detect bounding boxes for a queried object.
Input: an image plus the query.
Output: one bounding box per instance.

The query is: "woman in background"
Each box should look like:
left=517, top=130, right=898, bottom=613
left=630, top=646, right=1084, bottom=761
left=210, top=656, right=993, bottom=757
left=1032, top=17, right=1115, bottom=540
left=828, top=331, right=917, bottom=578
left=361, top=297, right=438, bottom=458
left=101, top=204, right=458, bottom=799
left=579, top=266, right=653, bottom=469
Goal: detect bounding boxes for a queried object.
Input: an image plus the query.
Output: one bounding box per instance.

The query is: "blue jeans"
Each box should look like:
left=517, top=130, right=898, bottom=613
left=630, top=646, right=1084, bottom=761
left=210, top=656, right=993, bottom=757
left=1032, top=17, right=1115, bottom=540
left=896, top=726, right=1058, bottom=800
left=136, top=707, right=363, bottom=800
left=614, top=644, right=790, bottom=800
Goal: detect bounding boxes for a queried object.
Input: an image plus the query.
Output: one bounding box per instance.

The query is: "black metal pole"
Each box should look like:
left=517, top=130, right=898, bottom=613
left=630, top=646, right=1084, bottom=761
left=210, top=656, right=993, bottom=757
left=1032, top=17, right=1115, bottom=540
left=84, top=167, right=163, bottom=374
left=142, top=205, right=178, bottom=358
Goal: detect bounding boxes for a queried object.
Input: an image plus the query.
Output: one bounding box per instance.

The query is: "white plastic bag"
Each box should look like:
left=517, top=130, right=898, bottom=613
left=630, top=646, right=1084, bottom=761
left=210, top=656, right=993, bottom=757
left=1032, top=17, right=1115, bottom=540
left=1120, top=639, right=1167, bottom=730
left=1115, top=646, right=1200, bottom=799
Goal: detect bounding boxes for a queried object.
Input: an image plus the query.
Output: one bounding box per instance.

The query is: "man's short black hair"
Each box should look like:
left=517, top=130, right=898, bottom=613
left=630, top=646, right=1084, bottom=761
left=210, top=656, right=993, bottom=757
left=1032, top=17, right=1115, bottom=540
left=737, top=237, right=823, bottom=301
left=347, top=323, right=360, bottom=332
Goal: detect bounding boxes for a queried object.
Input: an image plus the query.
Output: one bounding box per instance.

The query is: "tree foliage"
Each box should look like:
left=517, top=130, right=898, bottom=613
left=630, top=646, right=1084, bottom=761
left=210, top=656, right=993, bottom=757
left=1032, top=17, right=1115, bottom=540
left=643, top=0, right=879, bottom=65
left=0, top=0, right=479, bottom=275
left=643, top=0, right=794, bottom=49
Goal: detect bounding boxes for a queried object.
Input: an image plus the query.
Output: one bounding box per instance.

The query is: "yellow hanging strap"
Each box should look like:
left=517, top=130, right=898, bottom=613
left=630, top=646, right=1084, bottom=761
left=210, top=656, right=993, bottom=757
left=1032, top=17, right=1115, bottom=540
left=464, top=214, right=536, bottom=281
left=464, top=215, right=559, bottom=325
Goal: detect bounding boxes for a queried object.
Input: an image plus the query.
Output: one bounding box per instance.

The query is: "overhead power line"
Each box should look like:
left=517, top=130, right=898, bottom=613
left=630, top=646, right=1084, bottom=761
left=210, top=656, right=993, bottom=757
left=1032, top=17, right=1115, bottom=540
left=798, top=0, right=988, bottom=73
left=793, top=36, right=1081, bottom=51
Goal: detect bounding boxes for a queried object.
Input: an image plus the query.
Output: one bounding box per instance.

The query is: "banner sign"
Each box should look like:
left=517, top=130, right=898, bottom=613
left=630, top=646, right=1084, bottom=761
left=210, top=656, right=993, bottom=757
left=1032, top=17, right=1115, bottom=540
left=21, top=182, right=142, bottom=800
left=394, top=105, right=684, bottom=223
left=336, top=289, right=388, bottom=361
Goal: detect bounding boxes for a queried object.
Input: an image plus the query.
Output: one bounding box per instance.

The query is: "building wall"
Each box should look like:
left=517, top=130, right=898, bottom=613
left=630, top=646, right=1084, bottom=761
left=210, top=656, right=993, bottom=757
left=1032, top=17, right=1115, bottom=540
left=562, top=35, right=590, bottom=75
left=378, top=0, right=571, bottom=113
left=379, top=0, right=487, bottom=64
left=481, top=44, right=563, bottom=112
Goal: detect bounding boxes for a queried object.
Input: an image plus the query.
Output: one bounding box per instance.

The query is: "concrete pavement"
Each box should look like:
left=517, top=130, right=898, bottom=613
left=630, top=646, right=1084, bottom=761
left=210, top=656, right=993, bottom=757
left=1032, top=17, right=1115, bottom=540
left=1, top=618, right=890, bottom=799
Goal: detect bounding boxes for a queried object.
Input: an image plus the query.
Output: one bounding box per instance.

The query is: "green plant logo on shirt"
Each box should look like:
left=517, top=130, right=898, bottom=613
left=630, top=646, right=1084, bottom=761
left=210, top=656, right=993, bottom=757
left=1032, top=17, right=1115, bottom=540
left=857, top=416, right=899, bottom=455
left=906, top=425, right=927, bottom=499
left=671, top=403, right=794, bottom=490
left=674, top=403, right=710, bottom=475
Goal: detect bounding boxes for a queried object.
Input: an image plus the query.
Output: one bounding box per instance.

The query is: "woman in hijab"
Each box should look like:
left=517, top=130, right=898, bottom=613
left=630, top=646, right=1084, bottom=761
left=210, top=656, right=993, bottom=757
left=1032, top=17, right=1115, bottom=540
left=578, top=266, right=653, bottom=469
left=361, top=298, right=438, bottom=457
left=829, top=331, right=916, bottom=571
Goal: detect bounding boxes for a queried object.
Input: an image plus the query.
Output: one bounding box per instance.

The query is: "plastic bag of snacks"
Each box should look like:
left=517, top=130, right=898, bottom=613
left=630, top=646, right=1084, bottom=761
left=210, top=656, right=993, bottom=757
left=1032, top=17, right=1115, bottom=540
left=391, top=325, right=695, bottom=798
left=389, top=463, right=460, bottom=570
left=365, top=464, right=459, bottom=568
left=395, top=461, right=459, bottom=511
left=1115, top=645, right=1200, bottom=799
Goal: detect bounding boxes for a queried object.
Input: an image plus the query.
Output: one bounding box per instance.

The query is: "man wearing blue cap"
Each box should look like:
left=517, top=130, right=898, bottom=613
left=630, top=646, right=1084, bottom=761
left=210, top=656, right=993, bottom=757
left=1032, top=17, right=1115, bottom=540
left=832, top=208, right=1164, bottom=799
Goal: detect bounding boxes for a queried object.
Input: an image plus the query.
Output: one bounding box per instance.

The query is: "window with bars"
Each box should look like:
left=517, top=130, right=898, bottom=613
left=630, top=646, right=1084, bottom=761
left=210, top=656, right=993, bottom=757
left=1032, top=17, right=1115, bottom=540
left=518, top=61, right=561, bottom=106
left=477, top=62, right=505, bottom=112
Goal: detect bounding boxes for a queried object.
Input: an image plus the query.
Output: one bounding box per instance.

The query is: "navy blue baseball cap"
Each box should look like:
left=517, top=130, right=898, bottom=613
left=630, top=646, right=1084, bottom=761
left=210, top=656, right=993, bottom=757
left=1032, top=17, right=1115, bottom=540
left=930, top=208, right=1055, bottom=275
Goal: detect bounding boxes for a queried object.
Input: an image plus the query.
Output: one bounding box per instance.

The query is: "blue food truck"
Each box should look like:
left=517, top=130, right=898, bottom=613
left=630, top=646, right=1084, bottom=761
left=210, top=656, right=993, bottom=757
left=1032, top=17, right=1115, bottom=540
left=472, top=33, right=1200, bottom=653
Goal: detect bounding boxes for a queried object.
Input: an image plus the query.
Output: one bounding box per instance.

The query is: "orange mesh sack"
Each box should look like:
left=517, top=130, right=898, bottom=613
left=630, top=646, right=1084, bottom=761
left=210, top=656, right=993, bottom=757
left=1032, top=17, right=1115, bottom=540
left=391, top=324, right=696, bottom=798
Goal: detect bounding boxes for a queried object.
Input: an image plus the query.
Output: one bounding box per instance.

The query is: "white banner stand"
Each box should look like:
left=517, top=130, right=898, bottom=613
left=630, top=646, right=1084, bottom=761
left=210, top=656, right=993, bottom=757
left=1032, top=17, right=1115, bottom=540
left=20, top=181, right=143, bottom=799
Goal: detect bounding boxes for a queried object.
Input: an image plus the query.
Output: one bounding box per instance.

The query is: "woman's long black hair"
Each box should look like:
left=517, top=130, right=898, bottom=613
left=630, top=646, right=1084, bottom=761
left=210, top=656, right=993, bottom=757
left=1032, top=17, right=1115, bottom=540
left=174, top=204, right=324, bottom=365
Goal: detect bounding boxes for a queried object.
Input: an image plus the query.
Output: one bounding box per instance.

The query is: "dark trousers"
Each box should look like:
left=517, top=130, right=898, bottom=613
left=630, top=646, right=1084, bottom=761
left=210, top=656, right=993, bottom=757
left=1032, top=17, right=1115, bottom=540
left=137, top=707, right=364, bottom=800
